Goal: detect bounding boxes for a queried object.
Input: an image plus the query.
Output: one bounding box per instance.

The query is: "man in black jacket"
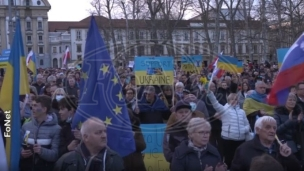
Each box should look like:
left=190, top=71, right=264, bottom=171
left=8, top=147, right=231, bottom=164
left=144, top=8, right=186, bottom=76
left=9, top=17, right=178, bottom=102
left=231, top=116, right=301, bottom=171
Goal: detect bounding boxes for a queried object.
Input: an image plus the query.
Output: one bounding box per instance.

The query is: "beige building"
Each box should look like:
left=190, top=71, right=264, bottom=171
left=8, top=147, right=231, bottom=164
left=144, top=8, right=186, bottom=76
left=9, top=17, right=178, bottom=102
left=49, top=15, right=265, bottom=66
left=0, top=0, right=51, bottom=67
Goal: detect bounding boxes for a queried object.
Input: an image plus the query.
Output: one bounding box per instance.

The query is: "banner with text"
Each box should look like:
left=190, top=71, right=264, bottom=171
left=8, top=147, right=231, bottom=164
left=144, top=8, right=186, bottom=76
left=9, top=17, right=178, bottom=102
left=140, top=124, right=169, bottom=171
left=134, top=56, right=174, bottom=85
left=181, top=55, right=203, bottom=73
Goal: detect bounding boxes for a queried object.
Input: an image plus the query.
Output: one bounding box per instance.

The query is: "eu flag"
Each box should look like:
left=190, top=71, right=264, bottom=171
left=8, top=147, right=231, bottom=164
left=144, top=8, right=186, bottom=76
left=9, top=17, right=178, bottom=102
left=0, top=18, right=25, bottom=171
left=71, top=16, right=135, bottom=157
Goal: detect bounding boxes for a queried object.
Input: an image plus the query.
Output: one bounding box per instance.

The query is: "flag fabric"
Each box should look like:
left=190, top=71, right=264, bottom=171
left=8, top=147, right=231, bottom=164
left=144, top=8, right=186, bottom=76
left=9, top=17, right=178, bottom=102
left=217, top=56, right=238, bottom=73
left=276, top=48, right=289, bottom=68
left=0, top=18, right=25, bottom=171
left=71, top=16, right=135, bottom=157
left=26, top=50, right=37, bottom=75
left=237, top=61, right=243, bottom=73
left=268, top=33, right=304, bottom=105
left=63, top=46, right=70, bottom=67
left=0, top=127, right=8, bottom=171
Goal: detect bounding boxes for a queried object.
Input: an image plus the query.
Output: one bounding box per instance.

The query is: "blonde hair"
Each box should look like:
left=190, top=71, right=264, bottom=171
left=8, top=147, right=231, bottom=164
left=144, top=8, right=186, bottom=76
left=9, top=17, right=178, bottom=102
left=186, top=117, right=211, bottom=134
left=52, top=88, right=66, bottom=99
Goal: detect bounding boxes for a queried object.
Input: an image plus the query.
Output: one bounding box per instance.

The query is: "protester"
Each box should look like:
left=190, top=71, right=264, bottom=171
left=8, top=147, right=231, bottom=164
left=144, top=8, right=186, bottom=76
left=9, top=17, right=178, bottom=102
left=231, top=116, right=301, bottom=171
left=20, top=95, right=61, bottom=171
left=171, top=118, right=226, bottom=171
left=207, top=85, right=250, bottom=169
left=54, top=117, right=124, bottom=171
left=249, top=154, right=284, bottom=171
left=163, top=101, right=205, bottom=163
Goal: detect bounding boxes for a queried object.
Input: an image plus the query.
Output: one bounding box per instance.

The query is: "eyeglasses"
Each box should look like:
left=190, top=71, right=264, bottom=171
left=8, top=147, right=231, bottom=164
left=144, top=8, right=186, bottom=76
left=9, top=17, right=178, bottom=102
left=195, top=131, right=211, bottom=136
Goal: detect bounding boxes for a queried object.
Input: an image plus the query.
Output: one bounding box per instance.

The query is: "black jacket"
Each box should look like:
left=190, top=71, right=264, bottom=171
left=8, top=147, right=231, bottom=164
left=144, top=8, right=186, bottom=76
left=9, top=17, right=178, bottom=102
left=58, top=121, right=77, bottom=157
left=171, top=140, right=222, bottom=171
left=231, top=136, right=301, bottom=171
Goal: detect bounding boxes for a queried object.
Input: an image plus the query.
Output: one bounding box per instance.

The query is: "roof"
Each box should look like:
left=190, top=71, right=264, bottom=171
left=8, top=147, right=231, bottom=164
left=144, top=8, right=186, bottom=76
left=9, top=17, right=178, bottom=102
left=48, top=15, right=261, bottom=32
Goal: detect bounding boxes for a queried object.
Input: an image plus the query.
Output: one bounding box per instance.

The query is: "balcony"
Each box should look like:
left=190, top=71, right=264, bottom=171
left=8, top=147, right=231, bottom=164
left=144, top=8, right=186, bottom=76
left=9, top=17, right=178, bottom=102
left=37, top=27, right=43, bottom=34
left=38, top=40, right=44, bottom=45
left=26, top=40, right=32, bottom=45
left=25, top=28, right=32, bottom=35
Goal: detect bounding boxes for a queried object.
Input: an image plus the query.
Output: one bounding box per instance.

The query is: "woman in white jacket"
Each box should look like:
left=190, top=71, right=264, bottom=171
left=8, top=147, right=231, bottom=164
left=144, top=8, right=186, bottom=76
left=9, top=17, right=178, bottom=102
left=207, top=90, right=250, bottom=169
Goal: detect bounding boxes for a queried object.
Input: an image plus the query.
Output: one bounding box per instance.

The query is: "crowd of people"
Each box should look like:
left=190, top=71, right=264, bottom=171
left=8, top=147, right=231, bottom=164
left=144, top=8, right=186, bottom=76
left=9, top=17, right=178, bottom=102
left=0, top=60, right=304, bottom=171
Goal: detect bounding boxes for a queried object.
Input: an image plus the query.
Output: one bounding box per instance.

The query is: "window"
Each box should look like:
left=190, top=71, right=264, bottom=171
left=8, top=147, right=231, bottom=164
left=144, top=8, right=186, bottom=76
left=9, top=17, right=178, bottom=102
left=130, top=46, right=135, bottom=56
left=184, top=32, right=189, bottom=41
left=52, top=47, right=57, bottom=53
left=139, top=31, right=144, bottom=39
left=76, top=31, right=81, bottom=40
left=129, top=31, right=134, bottom=40
left=40, top=59, right=44, bottom=66
left=194, top=32, right=199, bottom=40
left=245, top=45, right=249, bottom=53
left=59, top=46, right=62, bottom=53
left=138, top=46, right=145, bottom=56
left=26, top=0, right=30, bottom=6
left=11, top=0, right=14, bottom=5
left=38, top=21, right=42, bottom=30
left=158, top=45, right=164, bottom=55
left=39, top=46, right=44, bottom=54
left=26, top=22, right=31, bottom=30
left=184, top=45, right=189, bottom=54
left=220, top=45, right=225, bottom=53
left=253, top=45, right=258, bottom=53
left=220, top=31, right=225, bottom=40
left=117, top=32, right=122, bottom=40
left=212, top=31, right=216, bottom=40
left=76, top=44, right=82, bottom=52
left=238, top=45, right=242, bottom=54
left=203, top=45, right=208, bottom=54
left=195, top=45, right=200, bottom=54
left=38, top=35, right=43, bottom=42
left=27, top=36, right=31, bottom=42
left=77, top=55, right=82, bottom=60
left=175, top=33, right=180, bottom=41
left=27, top=47, right=32, bottom=53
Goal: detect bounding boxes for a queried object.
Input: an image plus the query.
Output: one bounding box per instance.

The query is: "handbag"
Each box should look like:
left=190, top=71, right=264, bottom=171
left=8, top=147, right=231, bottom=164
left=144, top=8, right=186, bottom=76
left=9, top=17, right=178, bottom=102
left=245, top=128, right=255, bottom=141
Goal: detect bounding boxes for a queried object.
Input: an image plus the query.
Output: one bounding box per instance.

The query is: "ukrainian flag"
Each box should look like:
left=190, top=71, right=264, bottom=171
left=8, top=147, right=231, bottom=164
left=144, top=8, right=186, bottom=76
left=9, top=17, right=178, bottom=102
left=237, top=61, right=243, bottom=73
left=217, top=56, right=238, bottom=73
left=276, top=48, right=289, bottom=68
left=0, top=18, right=29, bottom=171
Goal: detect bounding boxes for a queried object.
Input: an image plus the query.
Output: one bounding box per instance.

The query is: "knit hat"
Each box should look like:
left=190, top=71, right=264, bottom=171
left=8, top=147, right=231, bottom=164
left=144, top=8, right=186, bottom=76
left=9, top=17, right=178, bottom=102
left=175, top=101, right=191, bottom=112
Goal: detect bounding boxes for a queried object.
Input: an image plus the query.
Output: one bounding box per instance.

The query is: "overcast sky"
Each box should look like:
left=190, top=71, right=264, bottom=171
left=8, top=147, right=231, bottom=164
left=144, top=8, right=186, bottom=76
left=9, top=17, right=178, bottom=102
left=48, top=0, right=92, bottom=21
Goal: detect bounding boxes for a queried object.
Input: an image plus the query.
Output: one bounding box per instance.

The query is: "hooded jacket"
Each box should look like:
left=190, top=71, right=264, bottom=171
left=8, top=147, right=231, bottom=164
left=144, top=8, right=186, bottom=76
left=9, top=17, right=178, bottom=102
left=54, top=143, right=124, bottom=171
left=20, top=113, right=61, bottom=171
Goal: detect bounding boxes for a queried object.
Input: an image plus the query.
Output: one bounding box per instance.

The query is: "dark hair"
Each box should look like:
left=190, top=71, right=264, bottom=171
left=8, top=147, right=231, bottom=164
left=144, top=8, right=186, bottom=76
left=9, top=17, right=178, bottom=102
left=32, top=95, right=52, bottom=113
left=58, top=96, right=78, bottom=111
left=126, top=88, right=135, bottom=95
left=249, top=154, right=283, bottom=171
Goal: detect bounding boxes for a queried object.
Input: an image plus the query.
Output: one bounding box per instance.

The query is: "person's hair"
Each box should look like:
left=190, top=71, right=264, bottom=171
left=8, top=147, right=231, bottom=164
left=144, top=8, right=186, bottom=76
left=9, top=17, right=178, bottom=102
left=186, top=117, right=211, bottom=134
left=255, top=81, right=265, bottom=88
left=297, top=82, right=304, bottom=90
left=227, top=93, right=238, bottom=102
left=47, top=75, right=56, bottom=82
left=126, top=88, right=135, bottom=95
left=166, top=110, right=205, bottom=131
left=58, top=96, right=78, bottom=111
left=249, top=154, right=283, bottom=171
left=175, top=82, right=184, bottom=88
left=52, top=88, right=66, bottom=99
left=254, top=116, right=276, bottom=133
left=32, top=95, right=52, bottom=113
left=80, top=117, right=105, bottom=135
left=287, top=92, right=297, bottom=101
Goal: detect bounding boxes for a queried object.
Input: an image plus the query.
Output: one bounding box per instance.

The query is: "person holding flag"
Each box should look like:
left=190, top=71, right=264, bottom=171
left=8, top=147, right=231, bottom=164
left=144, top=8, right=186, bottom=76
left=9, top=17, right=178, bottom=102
left=54, top=16, right=134, bottom=170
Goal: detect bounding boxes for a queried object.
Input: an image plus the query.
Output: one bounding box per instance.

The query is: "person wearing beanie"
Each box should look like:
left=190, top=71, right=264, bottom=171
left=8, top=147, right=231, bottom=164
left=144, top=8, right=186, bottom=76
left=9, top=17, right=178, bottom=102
left=163, top=100, right=205, bottom=165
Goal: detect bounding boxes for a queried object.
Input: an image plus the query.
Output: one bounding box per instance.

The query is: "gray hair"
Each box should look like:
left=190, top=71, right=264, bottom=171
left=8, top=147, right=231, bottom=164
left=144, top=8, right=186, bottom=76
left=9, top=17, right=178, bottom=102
left=175, top=82, right=184, bottom=88
left=47, top=75, right=56, bottom=82
left=80, top=117, right=105, bottom=136
left=187, top=117, right=211, bottom=134
left=254, top=116, right=276, bottom=133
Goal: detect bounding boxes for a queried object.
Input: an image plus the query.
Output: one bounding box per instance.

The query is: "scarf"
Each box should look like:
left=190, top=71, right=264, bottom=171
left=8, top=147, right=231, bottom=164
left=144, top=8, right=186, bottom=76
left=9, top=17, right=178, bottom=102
left=188, top=140, right=207, bottom=159
left=247, top=90, right=267, bottom=103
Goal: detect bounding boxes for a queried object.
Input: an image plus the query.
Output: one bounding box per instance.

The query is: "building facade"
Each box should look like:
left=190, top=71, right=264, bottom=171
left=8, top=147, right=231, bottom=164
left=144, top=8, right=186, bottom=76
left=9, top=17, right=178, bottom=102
left=49, top=31, right=71, bottom=68
left=0, top=0, right=51, bottom=67
left=48, top=15, right=265, bottom=67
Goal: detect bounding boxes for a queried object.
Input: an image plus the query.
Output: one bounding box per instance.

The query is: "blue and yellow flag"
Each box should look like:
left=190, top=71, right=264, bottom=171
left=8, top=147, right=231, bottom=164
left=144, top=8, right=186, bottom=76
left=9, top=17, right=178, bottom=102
left=0, top=18, right=28, bottom=171
left=71, top=16, right=135, bottom=157
left=237, top=61, right=243, bottom=73
left=134, top=56, right=174, bottom=85
left=217, top=56, right=238, bottom=73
